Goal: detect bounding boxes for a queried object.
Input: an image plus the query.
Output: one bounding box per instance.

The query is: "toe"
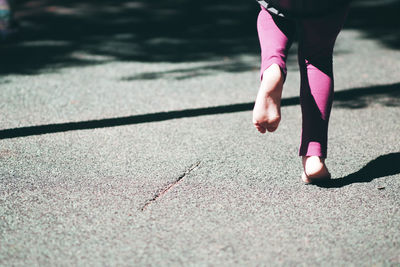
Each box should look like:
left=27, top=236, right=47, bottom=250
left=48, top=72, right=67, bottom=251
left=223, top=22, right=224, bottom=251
left=266, top=122, right=278, bottom=132
left=256, top=125, right=267, bottom=133
left=253, top=121, right=267, bottom=133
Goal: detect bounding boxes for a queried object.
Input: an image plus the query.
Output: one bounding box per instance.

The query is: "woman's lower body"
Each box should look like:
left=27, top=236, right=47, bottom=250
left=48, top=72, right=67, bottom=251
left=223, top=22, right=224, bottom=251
left=253, top=6, right=348, bottom=183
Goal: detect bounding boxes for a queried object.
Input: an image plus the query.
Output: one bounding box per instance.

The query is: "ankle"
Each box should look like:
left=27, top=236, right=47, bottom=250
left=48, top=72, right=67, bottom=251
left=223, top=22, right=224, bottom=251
left=261, top=64, right=284, bottom=88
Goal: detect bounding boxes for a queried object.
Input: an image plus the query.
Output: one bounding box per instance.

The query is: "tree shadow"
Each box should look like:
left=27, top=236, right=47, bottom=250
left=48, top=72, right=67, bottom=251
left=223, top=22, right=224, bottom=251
left=1, top=0, right=260, bottom=75
left=344, top=0, right=400, bottom=49
left=0, top=82, right=398, bottom=139
left=121, top=61, right=259, bottom=81
left=0, top=0, right=398, bottom=76
left=334, top=82, right=400, bottom=108
left=314, top=152, right=400, bottom=188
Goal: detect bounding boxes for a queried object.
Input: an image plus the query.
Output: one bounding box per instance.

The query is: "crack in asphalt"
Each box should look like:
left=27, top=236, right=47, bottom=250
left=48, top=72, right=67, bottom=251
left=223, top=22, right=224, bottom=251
left=140, top=161, right=201, bottom=211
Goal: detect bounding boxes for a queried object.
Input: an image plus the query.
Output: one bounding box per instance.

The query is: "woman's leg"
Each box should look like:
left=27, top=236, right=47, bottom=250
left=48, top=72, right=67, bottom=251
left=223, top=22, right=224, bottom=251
left=297, top=7, right=348, bottom=181
left=253, top=7, right=295, bottom=133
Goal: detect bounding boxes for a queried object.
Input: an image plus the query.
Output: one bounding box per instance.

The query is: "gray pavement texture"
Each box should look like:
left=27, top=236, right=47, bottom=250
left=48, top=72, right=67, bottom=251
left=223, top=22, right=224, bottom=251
left=1, top=0, right=400, bottom=266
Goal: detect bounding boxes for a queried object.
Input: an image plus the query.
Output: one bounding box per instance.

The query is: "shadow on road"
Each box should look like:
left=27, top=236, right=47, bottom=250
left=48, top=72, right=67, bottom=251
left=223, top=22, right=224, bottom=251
left=0, top=0, right=399, bottom=75
left=314, top=152, right=400, bottom=188
left=1, top=0, right=260, bottom=75
left=0, top=82, right=398, bottom=139
left=345, top=0, right=400, bottom=49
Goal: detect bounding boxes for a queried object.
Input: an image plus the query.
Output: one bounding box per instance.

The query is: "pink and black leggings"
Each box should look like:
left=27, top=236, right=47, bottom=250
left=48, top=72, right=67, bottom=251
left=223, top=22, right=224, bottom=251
left=257, top=6, right=348, bottom=158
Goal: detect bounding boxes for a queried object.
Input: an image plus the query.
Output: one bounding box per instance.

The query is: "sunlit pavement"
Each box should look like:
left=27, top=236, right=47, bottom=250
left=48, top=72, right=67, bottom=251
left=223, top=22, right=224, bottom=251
left=0, top=0, right=399, bottom=265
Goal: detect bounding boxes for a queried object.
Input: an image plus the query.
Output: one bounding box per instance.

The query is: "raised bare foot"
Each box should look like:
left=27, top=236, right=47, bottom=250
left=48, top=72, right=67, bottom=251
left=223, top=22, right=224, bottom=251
left=252, top=64, right=284, bottom=133
left=301, top=156, right=331, bottom=184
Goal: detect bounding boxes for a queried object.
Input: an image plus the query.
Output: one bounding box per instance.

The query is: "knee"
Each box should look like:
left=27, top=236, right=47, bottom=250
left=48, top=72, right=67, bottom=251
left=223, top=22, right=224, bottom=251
left=300, top=43, right=334, bottom=66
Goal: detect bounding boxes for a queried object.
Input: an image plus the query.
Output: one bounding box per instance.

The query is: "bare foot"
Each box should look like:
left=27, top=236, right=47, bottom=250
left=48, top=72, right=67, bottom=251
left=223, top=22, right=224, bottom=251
left=302, top=156, right=331, bottom=184
left=253, top=64, right=284, bottom=133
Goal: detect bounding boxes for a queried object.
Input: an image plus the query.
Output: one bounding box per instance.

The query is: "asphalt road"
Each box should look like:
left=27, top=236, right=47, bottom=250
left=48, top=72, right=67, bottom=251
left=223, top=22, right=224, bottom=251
left=1, top=0, right=399, bottom=265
